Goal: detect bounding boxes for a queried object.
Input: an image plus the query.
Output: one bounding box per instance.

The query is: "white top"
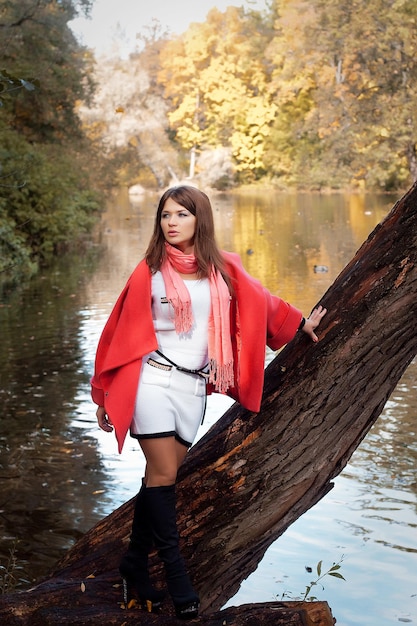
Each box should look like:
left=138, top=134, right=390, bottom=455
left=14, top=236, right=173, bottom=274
left=148, top=271, right=210, bottom=370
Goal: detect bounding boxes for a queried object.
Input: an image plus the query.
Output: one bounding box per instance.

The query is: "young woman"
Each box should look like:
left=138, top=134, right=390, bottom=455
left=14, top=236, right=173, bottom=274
left=92, top=185, right=326, bottom=620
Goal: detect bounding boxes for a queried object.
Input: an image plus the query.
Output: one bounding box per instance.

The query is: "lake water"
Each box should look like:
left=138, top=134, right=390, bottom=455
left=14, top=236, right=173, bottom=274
left=0, top=188, right=416, bottom=624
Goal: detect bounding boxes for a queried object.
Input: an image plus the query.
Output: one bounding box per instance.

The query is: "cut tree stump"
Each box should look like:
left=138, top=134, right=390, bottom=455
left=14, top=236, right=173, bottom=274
left=1, top=183, right=416, bottom=625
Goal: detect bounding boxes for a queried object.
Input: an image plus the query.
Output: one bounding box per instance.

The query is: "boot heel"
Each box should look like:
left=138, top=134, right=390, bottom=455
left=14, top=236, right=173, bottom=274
left=175, top=599, right=200, bottom=620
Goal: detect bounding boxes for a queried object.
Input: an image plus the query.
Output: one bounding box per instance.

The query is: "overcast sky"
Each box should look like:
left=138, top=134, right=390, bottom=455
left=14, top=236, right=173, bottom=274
left=70, top=0, right=268, bottom=56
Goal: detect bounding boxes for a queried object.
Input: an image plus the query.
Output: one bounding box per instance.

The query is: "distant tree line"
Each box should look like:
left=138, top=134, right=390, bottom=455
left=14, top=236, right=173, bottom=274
left=84, top=0, right=417, bottom=191
left=159, top=0, right=417, bottom=189
left=2, top=0, right=417, bottom=286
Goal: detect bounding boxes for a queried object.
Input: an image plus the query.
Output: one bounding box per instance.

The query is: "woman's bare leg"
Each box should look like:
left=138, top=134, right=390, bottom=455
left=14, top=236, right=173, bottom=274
left=140, top=437, right=188, bottom=486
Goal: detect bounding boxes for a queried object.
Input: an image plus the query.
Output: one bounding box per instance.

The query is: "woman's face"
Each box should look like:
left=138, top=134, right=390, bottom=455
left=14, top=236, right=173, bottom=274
left=160, top=197, right=197, bottom=254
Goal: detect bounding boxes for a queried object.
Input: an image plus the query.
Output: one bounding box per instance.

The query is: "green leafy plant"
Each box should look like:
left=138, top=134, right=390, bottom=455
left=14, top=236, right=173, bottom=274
left=0, top=541, right=32, bottom=594
left=280, top=556, right=346, bottom=602
left=303, top=556, right=345, bottom=601
left=0, top=542, right=19, bottom=594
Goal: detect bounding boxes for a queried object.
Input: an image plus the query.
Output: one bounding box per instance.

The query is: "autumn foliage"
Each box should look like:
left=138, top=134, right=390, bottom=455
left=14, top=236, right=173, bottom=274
left=84, top=1, right=417, bottom=190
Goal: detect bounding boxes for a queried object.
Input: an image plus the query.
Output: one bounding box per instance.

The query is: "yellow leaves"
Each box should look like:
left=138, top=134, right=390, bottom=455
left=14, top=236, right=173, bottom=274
left=183, top=22, right=215, bottom=65
left=231, top=126, right=266, bottom=171
left=245, top=100, right=277, bottom=132
left=228, top=95, right=277, bottom=170
left=120, top=598, right=137, bottom=610
left=158, top=2, right=273, bottom=174
left=169, top=93, right=199, bottom=125
left=168, top=93, right=201, bottom=149
left=127, top=599, right=137, bottom=609
left=128, top=136, right=139, bottom=148
left=317, top=118, right=341, bottom=139
left=80, top=573, right=95, bottom=593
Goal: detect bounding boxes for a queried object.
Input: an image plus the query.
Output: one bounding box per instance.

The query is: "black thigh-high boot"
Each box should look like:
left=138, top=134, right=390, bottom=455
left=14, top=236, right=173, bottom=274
left=144, top=484, right=199, bottom=620
left=119, top=480, right=165, bottom=611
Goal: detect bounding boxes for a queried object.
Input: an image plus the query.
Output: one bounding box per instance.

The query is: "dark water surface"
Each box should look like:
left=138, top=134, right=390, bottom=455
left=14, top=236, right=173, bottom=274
left=0, top=189, right=416, bottom=624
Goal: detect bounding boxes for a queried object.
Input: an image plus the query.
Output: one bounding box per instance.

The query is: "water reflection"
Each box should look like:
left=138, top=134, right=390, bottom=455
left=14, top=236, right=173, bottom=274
left=215, top=190, right=393, bottom=307
left=349, top=365, right=417, bottom=496
left=1, top=189, right=416, bottom=625
left=0, top=251, right=112, bottom=583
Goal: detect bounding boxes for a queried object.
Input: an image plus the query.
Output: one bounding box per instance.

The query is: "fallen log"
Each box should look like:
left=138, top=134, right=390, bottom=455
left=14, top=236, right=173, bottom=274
left=1, top=183, right=416, bottom=624
left=3, top=576, right=335, bottom=626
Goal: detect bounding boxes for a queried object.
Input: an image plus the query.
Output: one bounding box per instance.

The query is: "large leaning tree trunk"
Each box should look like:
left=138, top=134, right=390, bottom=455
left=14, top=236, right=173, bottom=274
left=1, top=184, right=416, bottom=625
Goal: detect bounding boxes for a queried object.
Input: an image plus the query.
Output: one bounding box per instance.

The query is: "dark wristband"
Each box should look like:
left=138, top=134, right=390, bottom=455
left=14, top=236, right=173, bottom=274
left=298, top=317, right=306, bottom=331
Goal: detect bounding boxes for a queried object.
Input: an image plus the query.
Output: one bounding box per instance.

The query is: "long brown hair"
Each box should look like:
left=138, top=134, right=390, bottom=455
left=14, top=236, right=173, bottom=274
left=145, top=186, right=231, bottom=287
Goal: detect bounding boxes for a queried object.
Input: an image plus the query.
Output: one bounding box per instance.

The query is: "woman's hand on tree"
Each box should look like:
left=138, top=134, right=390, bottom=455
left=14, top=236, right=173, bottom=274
left=302, top=305, right=327, bottom=343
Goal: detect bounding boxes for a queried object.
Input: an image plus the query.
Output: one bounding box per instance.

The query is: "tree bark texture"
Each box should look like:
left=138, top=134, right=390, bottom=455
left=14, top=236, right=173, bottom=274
left=1, top=183, right=416, bottom=624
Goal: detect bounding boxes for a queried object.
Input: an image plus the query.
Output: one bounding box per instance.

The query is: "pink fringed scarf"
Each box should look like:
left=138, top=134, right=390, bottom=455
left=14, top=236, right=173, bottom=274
left=161, top=243, right=234, bottom=393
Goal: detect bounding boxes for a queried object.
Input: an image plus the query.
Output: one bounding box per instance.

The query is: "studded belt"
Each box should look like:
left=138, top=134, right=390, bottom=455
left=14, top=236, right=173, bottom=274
left=146, top=350, right=209, bottom=424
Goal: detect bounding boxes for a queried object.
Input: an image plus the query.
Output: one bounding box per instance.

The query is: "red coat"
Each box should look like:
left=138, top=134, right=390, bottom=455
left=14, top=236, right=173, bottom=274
left=91, top=252, right=302, bottom=452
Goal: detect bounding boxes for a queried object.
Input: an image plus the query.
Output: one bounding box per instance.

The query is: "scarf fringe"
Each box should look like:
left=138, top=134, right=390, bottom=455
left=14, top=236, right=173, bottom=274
left=209, top=359, right=234, bottom=394
left=173, top=300, right=194, bottom=334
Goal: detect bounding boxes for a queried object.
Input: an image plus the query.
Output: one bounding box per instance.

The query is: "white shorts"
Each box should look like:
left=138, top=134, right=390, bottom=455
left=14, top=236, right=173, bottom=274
left=130, top=359, right=207, bottom=448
